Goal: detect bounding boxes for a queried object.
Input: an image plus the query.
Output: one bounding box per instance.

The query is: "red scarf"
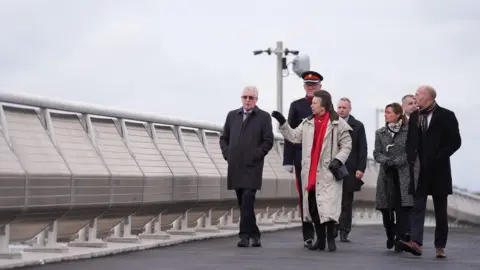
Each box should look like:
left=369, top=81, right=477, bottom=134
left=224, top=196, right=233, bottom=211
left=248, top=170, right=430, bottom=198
left=306, top=112, right=330, bottom=191
left=305, top=96, right=313, bottom=103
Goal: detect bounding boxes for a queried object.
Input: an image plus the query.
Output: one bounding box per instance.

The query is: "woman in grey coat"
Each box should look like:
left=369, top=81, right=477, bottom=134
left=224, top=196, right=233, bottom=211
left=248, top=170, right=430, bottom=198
left=373, top=102, right=413, bottom=252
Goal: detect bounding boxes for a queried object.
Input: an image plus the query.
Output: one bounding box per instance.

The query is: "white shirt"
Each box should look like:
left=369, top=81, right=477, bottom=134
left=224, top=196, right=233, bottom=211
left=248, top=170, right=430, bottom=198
left=426, top=112, right=433, bottom=129
left=243, top=109, right=251, bottom=121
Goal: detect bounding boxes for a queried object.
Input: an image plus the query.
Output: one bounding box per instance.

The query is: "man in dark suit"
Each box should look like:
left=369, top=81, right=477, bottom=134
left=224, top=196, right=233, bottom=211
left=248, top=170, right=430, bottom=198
left=283, top=70, right=323, bottom=248
left=219, top=86, right=274, bottom=248
left=399, top=85, right=461, bottom=259
left=336, top=97, right=368, bottom=242
left=401, top=94, right=418, bottom=122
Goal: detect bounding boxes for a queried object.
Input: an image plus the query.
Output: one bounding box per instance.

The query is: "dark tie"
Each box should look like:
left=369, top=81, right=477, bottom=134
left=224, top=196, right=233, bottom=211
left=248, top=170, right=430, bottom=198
left=243, top=111, right=250, bottom=121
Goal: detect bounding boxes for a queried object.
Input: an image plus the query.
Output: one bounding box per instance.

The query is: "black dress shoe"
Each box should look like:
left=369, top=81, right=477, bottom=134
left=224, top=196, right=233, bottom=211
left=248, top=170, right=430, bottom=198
left=251, top=238, right=262, bottom=247
left=339, top=231, right=350, bottom=243
left=394, top=242, right=403, bottom=253
left=308, top=239, right=326, bottom=251
left=386, top=238, right=395, bottom=249
left=303, top=239, right=314, bottom=248
left=237, top=238, right=250, bottom=247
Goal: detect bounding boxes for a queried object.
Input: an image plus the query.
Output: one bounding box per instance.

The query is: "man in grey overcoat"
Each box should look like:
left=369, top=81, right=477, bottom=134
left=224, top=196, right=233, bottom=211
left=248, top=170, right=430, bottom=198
left=219, top=86, right=274, bottom=248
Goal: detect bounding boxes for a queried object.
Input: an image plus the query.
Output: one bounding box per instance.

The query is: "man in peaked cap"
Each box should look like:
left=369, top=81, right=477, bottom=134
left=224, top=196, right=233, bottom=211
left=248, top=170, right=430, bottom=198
left=302, top=71, right=323, bottom=84
left=283, top=70, right=323, bottom=248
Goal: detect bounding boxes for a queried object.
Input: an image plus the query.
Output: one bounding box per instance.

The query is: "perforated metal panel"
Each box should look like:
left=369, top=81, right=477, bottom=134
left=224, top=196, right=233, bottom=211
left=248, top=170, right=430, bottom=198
left=180, top=128, right=221, bottom=200
left=51, top=113, right=110, bottom=206
left=4, top=107, right=71, bottom=207
left=0, top=127, right=25, bottom=209
left=154, top=125, right=197, bottom=201
left=90, top=118, right=143, bottom=205
left=125, top=123, right=173, bottom=203
left=204, top=131, right=233, bottom=199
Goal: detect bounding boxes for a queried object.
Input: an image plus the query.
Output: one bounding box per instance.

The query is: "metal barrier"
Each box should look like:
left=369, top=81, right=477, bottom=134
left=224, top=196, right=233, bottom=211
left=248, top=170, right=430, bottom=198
left=0, top=92, right=479, bottom=264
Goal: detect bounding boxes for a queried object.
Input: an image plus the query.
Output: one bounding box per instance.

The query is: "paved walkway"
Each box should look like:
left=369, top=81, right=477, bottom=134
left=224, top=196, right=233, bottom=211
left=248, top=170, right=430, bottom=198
left=23, top=226, right=480, bottom=270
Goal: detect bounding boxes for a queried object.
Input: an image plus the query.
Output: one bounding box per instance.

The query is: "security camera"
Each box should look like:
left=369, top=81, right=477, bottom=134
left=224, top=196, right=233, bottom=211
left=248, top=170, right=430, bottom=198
left=292, top=54, right=310, bottom=78
left=285, top=49, right=299, bottom=56
left=253, top=50, right=264, bottom=55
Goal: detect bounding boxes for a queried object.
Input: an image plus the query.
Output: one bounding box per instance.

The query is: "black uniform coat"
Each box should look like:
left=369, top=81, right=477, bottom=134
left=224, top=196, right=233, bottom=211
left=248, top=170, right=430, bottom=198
left=344, top=115, right=368, bottom=192
left=283, top=97, right=313, bottom=167
left=219, top=106, right=274, bottom=190
left=406, top=105, right=462, bottom=196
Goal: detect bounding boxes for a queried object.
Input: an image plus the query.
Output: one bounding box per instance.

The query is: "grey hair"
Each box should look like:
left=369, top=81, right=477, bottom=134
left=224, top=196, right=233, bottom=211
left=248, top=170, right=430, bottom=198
left=401, top=94, right=414, bottom=103
left=243, top=86, right=259, bottom=98
left=339, top=97, right=352, bottom=109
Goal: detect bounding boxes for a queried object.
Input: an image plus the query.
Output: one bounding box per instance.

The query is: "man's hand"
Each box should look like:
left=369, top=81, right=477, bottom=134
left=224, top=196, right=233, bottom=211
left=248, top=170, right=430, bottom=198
left=355, top=170, right=364, bottom=179
left=271, top=111, right=286, bottom=126
left=283, top=165, right=294, bottom=173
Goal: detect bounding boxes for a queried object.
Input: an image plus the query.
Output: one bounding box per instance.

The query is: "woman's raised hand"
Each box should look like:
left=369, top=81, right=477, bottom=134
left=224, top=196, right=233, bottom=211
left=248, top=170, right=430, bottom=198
left=271, top=111, right=286, bottom=125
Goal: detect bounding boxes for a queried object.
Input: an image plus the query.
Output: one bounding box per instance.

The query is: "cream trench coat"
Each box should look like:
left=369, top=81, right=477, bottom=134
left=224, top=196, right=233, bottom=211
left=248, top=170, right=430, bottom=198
left=279, top=113, right=352, bottom=224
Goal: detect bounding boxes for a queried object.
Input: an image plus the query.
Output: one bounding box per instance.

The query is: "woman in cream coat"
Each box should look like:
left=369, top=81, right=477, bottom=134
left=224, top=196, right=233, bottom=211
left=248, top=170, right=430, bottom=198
left=272, top=90, right=352, bottom=252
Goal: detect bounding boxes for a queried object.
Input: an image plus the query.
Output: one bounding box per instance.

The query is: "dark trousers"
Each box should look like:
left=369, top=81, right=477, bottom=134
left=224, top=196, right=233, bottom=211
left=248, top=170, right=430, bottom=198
left=381, top=208, right=411, bottom=241
left=307, top=190, right=320, bottom=223
left=294, top=165, right=315, bottom=241
left=380, top=171, right=411, bottom=241
left=235, top=188, right=260, bottom=240
left=308, top=190, right=336, bottom=239
left=338, top=191, right=354, bottom=233
left=410, top=190, right=448, bottom=248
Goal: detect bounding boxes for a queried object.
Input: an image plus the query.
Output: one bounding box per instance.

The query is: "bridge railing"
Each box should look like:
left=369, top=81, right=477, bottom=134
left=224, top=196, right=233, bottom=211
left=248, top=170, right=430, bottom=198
left=0, top=92, right=478, bottom=260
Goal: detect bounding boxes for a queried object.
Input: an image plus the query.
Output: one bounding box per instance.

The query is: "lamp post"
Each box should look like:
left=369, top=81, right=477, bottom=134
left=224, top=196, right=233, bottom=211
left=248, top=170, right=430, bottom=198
left=375, top=107, right=384, bottom=130
left=253, top=41, right=300, bottom=115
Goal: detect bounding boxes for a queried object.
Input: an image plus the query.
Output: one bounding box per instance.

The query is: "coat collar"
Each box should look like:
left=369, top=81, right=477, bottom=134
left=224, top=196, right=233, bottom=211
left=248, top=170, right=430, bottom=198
left=237, top=106, right=259, bottom=115
left=346, top=114, right=357, bottom=127
left=305, top=111, right=340, bottom=124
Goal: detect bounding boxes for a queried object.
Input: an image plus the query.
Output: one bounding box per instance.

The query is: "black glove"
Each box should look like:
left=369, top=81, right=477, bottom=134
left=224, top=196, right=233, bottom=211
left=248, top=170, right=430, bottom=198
left=328, top=158, right=342, bottom=171
left=271, top=111, right=286, bottom=126
left=384, top=159, right=395, bottom=167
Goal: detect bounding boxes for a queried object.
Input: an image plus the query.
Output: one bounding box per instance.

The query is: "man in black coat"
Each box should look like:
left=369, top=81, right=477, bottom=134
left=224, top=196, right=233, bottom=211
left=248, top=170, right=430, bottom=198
left=336, top=97, right=368, bottom=242
left=399, top=85, right=461, bottom=259
left=283, top=70, right=323, bottom=248
left=219, top=86, right=274, bottom=248
left=402, top=94, right=418, bottom=122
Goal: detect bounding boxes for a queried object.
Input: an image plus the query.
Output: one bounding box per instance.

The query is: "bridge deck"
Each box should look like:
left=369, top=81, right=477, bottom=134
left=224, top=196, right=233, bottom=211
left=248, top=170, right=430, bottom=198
left=22, top=226, right=480, bottom=270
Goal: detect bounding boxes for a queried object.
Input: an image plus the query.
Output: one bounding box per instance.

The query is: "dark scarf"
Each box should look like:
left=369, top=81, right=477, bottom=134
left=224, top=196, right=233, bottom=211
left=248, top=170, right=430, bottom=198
left=418, top=101, right=437, bottom=132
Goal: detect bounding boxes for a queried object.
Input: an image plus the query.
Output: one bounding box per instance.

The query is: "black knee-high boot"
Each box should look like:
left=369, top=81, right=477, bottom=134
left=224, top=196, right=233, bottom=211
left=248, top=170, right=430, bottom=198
left=326, top=221, right=337, bottom=252
left=308, top=222, right=326, bottom=251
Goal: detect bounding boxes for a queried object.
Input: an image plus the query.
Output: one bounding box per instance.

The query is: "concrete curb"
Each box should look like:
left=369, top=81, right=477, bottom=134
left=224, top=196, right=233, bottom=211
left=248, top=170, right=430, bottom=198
left=0, top=223, right=302, bottom=269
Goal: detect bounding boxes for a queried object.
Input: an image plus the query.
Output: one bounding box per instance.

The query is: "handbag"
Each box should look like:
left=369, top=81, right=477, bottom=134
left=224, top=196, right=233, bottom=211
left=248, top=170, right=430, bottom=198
left=329, top=131, right=349, bottom=181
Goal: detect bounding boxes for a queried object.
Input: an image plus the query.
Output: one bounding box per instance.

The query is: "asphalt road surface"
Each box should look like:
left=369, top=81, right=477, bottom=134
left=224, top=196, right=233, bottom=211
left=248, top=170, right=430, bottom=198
left=22, top=225, right=480, bottom=270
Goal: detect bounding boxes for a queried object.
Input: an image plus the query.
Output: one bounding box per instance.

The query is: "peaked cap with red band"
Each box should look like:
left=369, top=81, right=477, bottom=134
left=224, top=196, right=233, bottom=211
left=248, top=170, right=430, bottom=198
left=301, top=70, right=323, bottom=84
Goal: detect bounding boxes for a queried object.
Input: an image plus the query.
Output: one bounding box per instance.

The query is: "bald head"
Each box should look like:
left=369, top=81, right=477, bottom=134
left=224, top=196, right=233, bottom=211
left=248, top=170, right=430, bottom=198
left=418, top=85, right=437, bottom=99
left=415, top=85, right=437, bottom=109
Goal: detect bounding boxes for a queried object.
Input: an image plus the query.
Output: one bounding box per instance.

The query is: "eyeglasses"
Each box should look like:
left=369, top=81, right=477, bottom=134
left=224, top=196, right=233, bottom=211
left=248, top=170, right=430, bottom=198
left=241, top=95, right=256, bottom=100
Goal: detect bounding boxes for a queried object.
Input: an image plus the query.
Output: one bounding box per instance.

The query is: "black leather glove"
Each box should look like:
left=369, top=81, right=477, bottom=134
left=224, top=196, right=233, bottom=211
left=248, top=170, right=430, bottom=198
left=384, top=159, right=395, bottom=167
left=271, top=111, right=286, bottom=126
left=328, top=158, right=342, bottom=171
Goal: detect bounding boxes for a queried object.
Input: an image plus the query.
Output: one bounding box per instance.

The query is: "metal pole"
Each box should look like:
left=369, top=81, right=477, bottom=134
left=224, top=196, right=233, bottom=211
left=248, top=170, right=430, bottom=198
left=274, top=41, right=283, bottom=114
left=375, top=108, right=379, bottom=131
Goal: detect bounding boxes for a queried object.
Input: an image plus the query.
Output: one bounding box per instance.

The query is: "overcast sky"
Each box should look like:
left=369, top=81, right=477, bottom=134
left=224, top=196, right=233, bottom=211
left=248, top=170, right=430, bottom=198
left=0, top=0, right=478, bottom=191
